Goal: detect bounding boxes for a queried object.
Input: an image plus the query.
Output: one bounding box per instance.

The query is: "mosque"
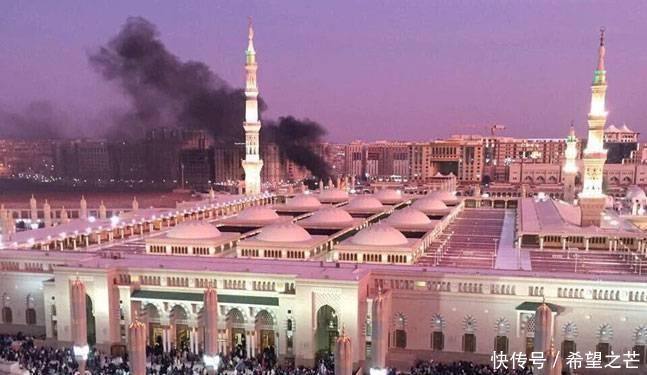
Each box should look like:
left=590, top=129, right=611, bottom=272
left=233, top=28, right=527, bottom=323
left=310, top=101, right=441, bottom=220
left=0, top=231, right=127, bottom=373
left=1, top=25, right=647, bottom=373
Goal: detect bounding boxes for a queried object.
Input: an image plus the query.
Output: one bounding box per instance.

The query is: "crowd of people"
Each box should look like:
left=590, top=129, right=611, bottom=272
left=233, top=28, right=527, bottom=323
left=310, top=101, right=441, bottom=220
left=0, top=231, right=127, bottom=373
left=407, top=360, right=534, bottom=375
left=0, top=334, right=333, bottom=375
left=1, top=334, right=540, bottom=375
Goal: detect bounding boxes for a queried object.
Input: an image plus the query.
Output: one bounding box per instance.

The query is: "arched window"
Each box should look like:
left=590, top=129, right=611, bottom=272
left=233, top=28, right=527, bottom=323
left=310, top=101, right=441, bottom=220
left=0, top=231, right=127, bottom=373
left=25, top=308, right=36, bottom=325
left=431, top=313, right=444, bottom=351
left=2, top=307, right=12, bottom=324
left=393, top=313, right=407, bottom=349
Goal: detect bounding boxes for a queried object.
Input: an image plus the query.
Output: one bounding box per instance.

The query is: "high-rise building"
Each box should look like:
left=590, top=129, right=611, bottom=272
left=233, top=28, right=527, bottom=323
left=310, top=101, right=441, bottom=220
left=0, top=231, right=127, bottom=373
left=54, top=139, right=111, bottom=181
left=241, top=19, right=263, bottom=195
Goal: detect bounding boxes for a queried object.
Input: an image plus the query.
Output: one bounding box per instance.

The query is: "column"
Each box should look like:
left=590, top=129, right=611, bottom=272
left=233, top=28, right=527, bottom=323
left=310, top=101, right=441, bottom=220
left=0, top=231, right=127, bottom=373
left=189, top=328, right=195, bottom=354
left=534, top=302, right=552, bottom=355
left=371, top=289, right=391, bottom=369
left=203, top=286, right=219, bottom=356
left=335, top=329, right=352, bottom=375
left=585, top=238, right=590, bottom=251
left=561, top=236, right=566, bottom=250
left=539, top=236, right=544, bottom=250
left=246, top=331, right=253, bottom=358
left=71, top=279, right=88, bottom=374
left=129, top=320, right=146, bottom=375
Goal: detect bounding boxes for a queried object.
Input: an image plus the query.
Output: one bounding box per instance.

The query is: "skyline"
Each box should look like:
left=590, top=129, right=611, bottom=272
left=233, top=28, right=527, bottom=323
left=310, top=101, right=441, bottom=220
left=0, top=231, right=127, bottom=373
left=2, top=1, right=647, bottom=142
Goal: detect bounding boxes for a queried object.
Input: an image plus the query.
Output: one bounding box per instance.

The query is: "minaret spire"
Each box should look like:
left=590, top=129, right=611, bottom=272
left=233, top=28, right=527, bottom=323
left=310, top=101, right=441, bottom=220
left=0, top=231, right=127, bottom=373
left=562, top=122, right=578, bottom=203
left=595, top=27, right=606, bottom=81
left=241, top=17, right=263, bottom=195
left=247, top=17, right=256, bottom=59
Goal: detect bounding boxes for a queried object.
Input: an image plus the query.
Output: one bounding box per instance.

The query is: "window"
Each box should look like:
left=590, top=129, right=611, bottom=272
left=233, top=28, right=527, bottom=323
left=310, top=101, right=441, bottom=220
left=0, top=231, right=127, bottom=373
left=2, top=307, right=12, bottom=324
left=25, top=308, right=36, bottom=325
left=394, top=330, right=407, bottom=348
left=462, top=333, right=476, bottom=353
left=562, top=340, right=576, bottom=357
left=431, top=331, right=444, bottom=351
left=632, top=345, right=646, bottom=365
left=597, top=343, right=611, bottom=363
left=495, top=336, right=509, bottom=354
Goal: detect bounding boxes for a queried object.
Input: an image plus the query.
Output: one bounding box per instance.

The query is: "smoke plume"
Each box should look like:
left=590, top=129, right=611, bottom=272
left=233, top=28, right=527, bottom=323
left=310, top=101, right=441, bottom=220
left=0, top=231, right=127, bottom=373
left=89, top=17, right=329, bottom=178
left=264, top=116, right=330, bottom=179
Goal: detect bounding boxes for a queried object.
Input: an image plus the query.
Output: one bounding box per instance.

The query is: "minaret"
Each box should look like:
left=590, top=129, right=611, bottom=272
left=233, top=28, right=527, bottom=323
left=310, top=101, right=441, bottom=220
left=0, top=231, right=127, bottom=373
left=562, top=123, right=578, bottom=203
left=579, top=28, right=609, bottom=226
left=241, top=17, right=264, bottom=195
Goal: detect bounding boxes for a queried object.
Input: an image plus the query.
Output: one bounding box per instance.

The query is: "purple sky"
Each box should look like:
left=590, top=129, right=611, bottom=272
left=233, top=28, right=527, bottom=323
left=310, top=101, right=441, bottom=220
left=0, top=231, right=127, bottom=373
left=1, top=1, right=647, bottom=142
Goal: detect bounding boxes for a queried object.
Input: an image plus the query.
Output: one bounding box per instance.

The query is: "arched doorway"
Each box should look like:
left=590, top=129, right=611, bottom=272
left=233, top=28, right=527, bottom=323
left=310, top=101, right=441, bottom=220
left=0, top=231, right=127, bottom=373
left=226, top=308, right=246, bottom=353
left=170, top=305, right=190, bottom=351
left=86, top=295, right=96, bottom=346
left=256, top=310, right=275, bottom=352
left=143, top=304, right=162, bottom=348
left=315, top=305, right=338, bottom=355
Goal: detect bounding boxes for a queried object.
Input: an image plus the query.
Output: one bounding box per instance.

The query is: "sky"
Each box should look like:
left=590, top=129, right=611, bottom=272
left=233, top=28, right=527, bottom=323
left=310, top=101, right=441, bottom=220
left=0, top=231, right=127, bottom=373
left=1, top=1, right=647, bottom=142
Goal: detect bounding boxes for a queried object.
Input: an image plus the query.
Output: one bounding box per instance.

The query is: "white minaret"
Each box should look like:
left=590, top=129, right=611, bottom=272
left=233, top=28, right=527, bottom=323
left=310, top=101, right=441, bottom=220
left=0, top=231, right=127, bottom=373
left=580, top=28, right=609, bottom=226
left=241, top=18, right=263, bottom=195
left=562, top=124, right=578, bottom=203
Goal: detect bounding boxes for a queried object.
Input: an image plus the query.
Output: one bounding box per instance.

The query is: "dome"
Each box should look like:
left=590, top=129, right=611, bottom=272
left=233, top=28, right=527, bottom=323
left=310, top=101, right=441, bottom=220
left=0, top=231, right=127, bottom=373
left=346, top=195, right=384, bottom=210
left=256, top=222, right=312, bottom=242
left=626, top=186, right=646, bottom=201
left=236, top=206, right=280, bottom=222
left=308, top=207, right=353, bottom=225
left=351, top=223, right=408, bottom=246
left=286, top=194, right=322, bottom=209
left=167, top=222, right=221, bottom=240
left=319, top=188, right=349, bottom=201
left=411, top=197, right=449, bottom=212
left=373, top=189, right=403, bottom=203
left=427, top=191, right=458, bottom=204
left=386, top=207, right=432, bottom=226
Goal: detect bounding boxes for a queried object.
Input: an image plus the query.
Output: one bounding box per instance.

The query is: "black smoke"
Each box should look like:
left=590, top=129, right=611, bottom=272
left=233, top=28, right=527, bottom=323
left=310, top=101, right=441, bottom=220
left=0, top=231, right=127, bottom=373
left=89, top=17, right=329, bottom=178
left=264, top=116, right=329, bottom=178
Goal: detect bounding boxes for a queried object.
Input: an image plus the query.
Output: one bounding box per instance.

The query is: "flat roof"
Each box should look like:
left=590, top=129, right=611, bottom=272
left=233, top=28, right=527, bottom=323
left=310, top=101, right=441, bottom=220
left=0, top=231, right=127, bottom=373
left=1, top=247, right=645, bottom=284
left=519, top=198, right=641, bottom=236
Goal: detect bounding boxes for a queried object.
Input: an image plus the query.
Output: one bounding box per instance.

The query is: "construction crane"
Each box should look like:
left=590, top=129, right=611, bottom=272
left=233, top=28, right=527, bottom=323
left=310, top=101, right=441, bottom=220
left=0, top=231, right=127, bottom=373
left=456, top=124, right=506, bottom=136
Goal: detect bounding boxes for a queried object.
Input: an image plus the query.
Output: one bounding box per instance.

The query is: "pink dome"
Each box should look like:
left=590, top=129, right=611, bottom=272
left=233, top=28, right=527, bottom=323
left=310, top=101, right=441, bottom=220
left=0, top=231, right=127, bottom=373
left=351, top=223, right=408, bottom=246
left=346, top=195, right=384, bottom=210
left=168, top=223, right=221, bottom=239
left=256, top=222, right=312, bottom=242
left=386, top=207, right=431, bottom=226
left=236, top=206, right=280, bottom=222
